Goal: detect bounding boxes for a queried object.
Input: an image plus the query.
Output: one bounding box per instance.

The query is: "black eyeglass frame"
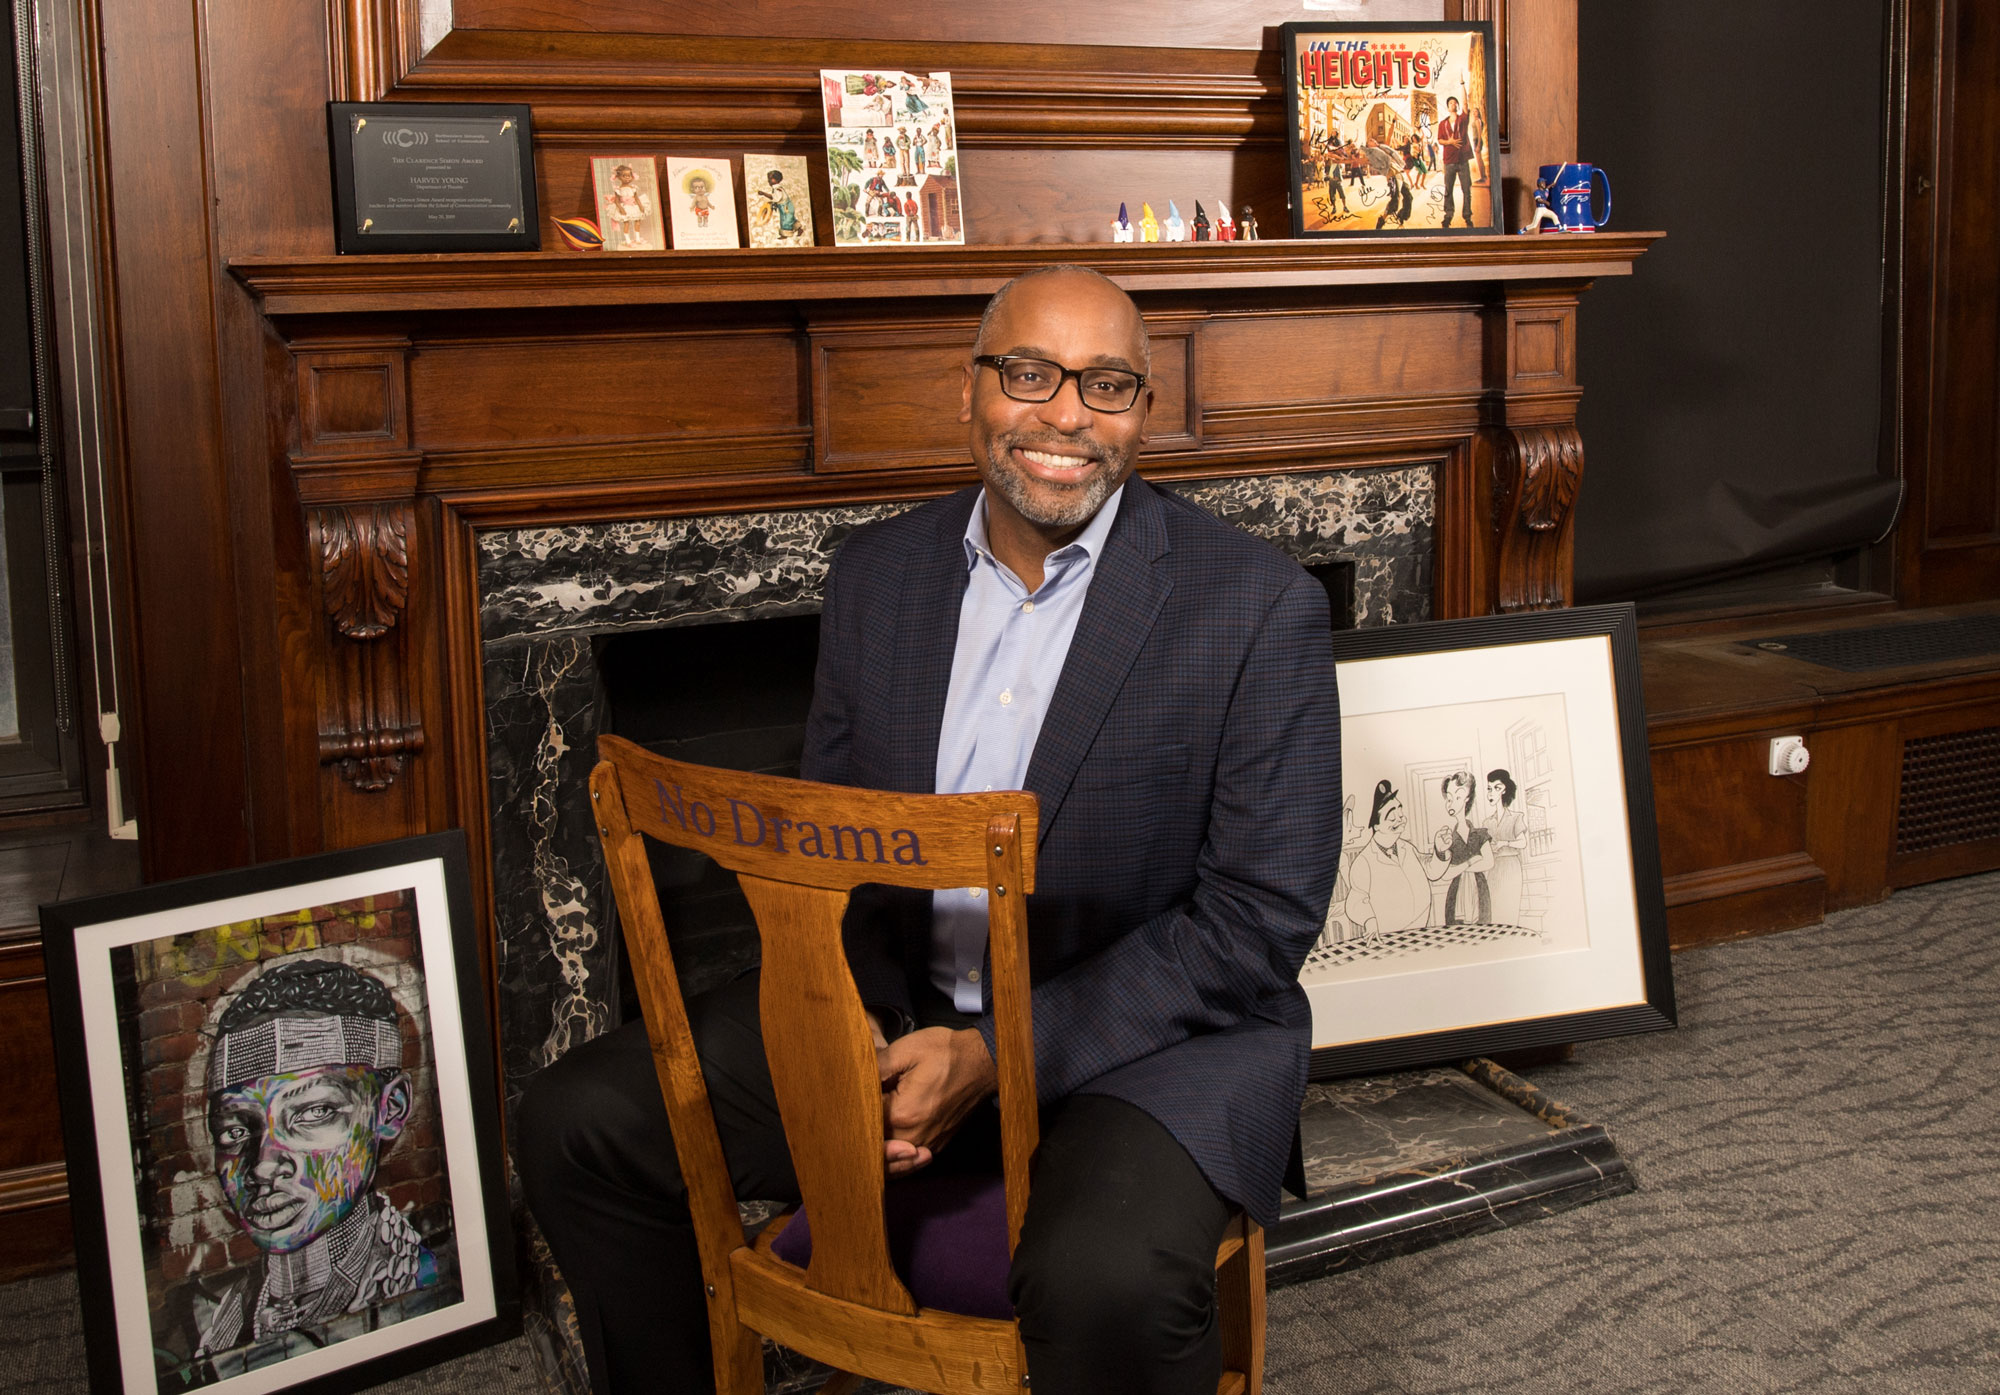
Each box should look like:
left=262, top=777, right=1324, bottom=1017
left=971, top=354, right=1149, bottom=413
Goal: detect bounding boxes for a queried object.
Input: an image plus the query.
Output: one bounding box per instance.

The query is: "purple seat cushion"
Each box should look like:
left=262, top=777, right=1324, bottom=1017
left=767, top=1171, right=1012, bottom=1319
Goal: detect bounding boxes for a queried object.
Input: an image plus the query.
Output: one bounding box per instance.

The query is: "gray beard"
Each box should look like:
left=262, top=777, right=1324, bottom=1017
left=983, top=442, right=1128, bottom=530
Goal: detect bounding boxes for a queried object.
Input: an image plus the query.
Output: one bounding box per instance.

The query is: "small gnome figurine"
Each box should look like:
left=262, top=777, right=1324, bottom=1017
left=1215, top=201, right=1236, bottom=241
left=1165, top=200, right=1187, bottom=242
left=1239, top=205, right=1260, bottom=240
left=1139, top=202, right=1161, bottom=242
left=1192, top=202, right=1211, bottom=241
left=1112, top=202, right=1134, bottom=242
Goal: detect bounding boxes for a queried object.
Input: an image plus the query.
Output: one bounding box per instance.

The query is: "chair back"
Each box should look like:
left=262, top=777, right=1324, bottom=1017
left=589, top=733, right=1041, bottom=1321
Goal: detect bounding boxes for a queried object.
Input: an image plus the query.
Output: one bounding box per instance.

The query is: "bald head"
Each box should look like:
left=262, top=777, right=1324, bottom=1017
left=973, top=266, right=1150, bottom=372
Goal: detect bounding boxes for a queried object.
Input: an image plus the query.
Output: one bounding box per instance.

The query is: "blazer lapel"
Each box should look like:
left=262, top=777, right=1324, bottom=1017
left=888, top=487, right=978, bottom=793
left=1022, top=477, right=1174, bottom=840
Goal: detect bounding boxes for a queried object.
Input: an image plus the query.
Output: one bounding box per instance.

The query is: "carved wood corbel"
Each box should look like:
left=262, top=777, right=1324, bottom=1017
left=309, top=502, right=424, bottom=791
left=1493, top=424, right=1583, bottom=611
left=289, top=338, right=426, bottom=797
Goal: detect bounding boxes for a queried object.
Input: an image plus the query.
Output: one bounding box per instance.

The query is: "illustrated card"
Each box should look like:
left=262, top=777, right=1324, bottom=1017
left=742, top=153, right=815, bottom=248
left=589, top=156, right=665, bottom=251
left=664, top=156, right=741, bottom=250
left=817, top=69, right=963, bottom=246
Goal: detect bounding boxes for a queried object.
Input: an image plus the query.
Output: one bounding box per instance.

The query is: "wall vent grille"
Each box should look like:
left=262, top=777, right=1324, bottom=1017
left=1897, top=726, right=2000, bottom=855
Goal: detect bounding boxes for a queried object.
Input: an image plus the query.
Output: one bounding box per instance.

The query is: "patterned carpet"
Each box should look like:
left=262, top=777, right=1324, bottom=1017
left=7, top=870, right=1997, bottom=1394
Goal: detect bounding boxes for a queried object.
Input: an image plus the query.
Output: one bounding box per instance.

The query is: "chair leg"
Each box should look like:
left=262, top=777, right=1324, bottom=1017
left=1217, top=1218, right=1265, bottom=1395
left=709, top=1307, right=764, bottom=1395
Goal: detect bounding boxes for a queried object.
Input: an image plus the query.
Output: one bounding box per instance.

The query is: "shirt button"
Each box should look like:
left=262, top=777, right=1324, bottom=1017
left=1022, top=601, right=1035, bottom=614
left=999, top=689, right=1012, bottom=705
left=969, top=888, right=983, bottom=898
left=967, top=970, right=981, bottom=983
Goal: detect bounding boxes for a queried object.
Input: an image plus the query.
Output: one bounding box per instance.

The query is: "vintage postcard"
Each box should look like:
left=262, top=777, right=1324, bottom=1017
left=818, top=69, right=963, bottom=246
left=742, top=153, right=815, bottom=248
left=589, top=156, right=665, bottom=251
left=664, top=156, right=741, bottom=250
left=1281, top=23, right=1498, bottom=235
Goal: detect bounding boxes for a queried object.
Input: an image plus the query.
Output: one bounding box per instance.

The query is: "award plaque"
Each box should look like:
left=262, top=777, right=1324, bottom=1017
left=328, top=102, right=540, bottom=253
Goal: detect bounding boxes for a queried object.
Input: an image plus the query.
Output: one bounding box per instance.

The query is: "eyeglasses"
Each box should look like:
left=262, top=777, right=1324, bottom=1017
left=972, top=355, right=1147, bottom=413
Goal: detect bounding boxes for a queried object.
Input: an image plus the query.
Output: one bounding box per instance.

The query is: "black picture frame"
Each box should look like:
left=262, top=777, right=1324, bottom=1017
left=1280, top=21, right=1500, bottom=238
left=327, top=102, right=539, bottom=254
left=42, top=831, right=519, bottom=1395
left=1306, top=604, right=1676, bottom=1078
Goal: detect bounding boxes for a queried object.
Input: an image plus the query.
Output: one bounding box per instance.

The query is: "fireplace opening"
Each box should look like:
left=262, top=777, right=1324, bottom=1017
left=598, top=613, right=822, bottom=1007
left=1307, top=560, right=1358, bottom=630
left=592, top=556, right=1355, bottom=1013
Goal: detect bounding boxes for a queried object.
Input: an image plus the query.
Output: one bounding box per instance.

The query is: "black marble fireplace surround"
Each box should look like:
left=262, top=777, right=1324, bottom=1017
left=477, top=464, right=1435, bottom=1110
left=478, top=465, right=1644, bottom=1377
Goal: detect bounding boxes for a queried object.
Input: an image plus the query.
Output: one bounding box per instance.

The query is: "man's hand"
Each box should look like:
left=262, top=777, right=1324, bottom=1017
left=876, top=1027, right=997, bottom=1177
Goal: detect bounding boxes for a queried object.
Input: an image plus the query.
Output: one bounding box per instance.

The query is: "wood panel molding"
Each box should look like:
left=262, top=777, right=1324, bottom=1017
left=233, top=236, right=1661, bottom=317
left=0, top=1162, right=69, bottom=1216
left=331, top=1, right=1525, bottom=153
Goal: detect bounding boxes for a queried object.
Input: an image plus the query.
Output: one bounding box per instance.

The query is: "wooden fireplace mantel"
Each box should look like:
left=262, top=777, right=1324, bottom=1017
left=247, top=229, right=1655, bottom=874
left=230, top=235, right=1661, bottom=316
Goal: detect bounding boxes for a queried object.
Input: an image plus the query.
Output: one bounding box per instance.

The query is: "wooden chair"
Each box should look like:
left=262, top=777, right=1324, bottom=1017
left=589, top=733, right=1265, bottom=1395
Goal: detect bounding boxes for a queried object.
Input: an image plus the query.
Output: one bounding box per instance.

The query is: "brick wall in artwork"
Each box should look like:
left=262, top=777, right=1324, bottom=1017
left=124, top=891, right=452, bottom=1298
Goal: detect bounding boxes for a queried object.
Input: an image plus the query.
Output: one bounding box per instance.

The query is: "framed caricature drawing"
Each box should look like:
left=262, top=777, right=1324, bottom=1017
left=1307, top=605, right=1676, bottom=1077
left=42, top=832, right=516, bottom=1395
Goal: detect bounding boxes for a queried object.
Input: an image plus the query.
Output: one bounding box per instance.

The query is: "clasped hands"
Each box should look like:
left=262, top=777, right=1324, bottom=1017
left=866, top=1013, right=997, bottom=1177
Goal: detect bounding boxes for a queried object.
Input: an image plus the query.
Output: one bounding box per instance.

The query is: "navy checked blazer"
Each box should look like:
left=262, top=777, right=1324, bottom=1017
left=801, top=474, right=1341, bottom=1225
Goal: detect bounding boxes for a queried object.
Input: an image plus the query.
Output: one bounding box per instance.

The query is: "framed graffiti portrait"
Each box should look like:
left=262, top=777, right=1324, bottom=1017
left=1280, top=22, right=1499, bottom=237
left=41, top=831, right=517, bottom=1395
left=1307, top=604, right=1675, bottom=1077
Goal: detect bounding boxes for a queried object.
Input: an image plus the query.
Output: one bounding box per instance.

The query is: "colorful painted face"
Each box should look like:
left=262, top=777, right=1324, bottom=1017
left=210, top=1064, right=408, bottom=1254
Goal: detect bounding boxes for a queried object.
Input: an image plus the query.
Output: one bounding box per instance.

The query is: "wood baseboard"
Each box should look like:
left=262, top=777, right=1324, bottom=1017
left=1645, top=601, right=2000, bottom=951
left=1664, top=856, right=1827, bottom=951
left=0, top=1162, right=73, bottom=1281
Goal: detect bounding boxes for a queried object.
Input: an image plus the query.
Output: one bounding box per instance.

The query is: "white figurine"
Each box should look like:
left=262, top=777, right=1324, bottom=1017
left=1112, top=201, right=1134, bottom=242
left=1164, top=199, right=1186, bottom=243
left=1215, top=200, right=1236, bottom=241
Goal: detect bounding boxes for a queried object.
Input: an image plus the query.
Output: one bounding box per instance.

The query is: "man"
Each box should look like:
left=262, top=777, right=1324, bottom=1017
left=518, top=265, right=1339, bottom=1395
left=1438, top=94, right=1477, bottom=228
left=160, top=958, right=450, bottom=1387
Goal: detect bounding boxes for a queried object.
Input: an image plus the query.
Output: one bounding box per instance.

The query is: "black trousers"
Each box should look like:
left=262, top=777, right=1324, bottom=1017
left=1442, top=158, right=1475, bottom=226
left=516, top=972, right=1232, bottom=1395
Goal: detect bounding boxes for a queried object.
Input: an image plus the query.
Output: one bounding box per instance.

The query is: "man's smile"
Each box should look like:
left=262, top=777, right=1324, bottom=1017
left=1010, top=444, right=1103, bottom=480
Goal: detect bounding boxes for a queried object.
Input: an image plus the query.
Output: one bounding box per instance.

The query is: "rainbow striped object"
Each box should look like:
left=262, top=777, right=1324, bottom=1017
left=554, top=216, right=605, bottom=250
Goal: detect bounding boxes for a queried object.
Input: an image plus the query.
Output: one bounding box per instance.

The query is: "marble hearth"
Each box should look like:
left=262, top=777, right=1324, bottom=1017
left=477, top=465, right=1436, bottom=1111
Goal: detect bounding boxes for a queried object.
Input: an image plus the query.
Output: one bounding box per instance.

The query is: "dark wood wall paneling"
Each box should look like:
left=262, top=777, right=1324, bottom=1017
left=1899, top=0, right=2000, bottom=603
left=1640, top=0, right=2000, bottom=949
left=0, top=0, right=1620, bottom=1274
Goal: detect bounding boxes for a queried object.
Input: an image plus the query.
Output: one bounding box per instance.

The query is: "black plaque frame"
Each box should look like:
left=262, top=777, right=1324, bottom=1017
left=327, top=102, right=539, bottom=254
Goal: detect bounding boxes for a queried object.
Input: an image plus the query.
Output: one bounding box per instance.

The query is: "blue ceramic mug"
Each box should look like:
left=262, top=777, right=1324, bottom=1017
left=1537, top=163, right=1611, bottom=231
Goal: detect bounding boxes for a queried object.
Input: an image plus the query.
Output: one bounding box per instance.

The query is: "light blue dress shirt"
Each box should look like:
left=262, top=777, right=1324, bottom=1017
left=930, top=484, right=1127, bottom=1011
